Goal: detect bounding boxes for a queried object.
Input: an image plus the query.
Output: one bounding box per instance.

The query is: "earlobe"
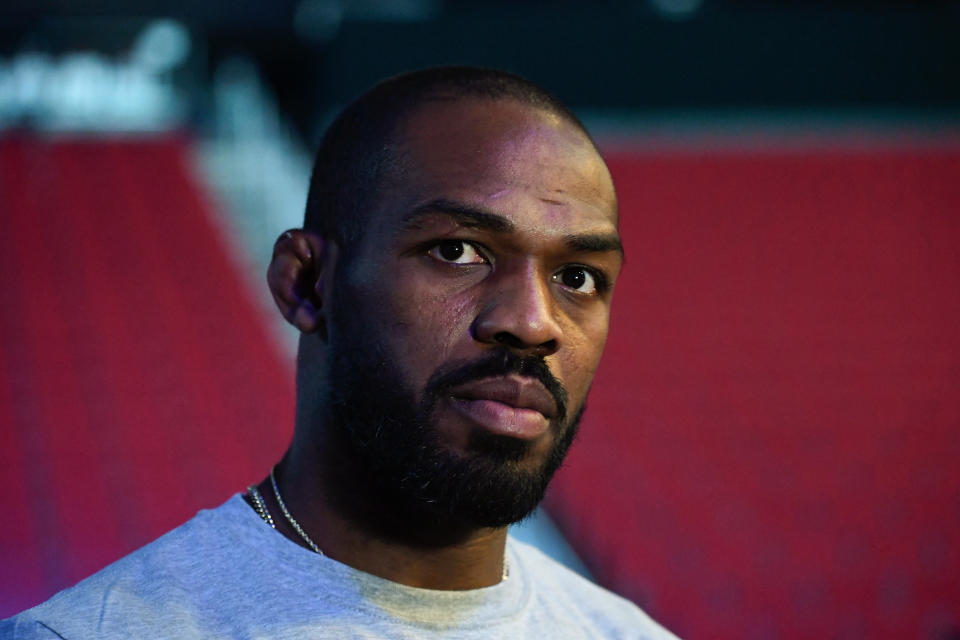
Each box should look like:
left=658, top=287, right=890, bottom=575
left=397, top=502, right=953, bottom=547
left=267, top=229, right=328, bottom=334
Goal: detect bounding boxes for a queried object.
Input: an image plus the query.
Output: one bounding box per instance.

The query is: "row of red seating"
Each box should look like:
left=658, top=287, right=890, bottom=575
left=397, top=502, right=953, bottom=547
left=1, top=134, right=958, bottom=638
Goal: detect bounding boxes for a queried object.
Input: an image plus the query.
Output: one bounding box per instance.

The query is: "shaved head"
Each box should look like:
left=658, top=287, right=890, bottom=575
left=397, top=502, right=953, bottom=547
left=304, top=66, right=596, bottom=254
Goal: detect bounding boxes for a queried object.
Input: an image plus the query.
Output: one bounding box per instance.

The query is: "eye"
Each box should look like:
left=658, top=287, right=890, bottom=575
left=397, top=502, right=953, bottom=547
left=428, top=240, right=486, bottom=265
left=554, top=266, right=601, bottom=295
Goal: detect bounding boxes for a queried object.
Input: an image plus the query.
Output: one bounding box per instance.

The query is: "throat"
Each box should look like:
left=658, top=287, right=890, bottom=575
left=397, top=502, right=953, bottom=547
left=262, top=450, right=511, bottom=590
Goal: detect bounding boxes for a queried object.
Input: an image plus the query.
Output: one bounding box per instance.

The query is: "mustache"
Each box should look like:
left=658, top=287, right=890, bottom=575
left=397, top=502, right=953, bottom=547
left=424, top=349, right=568, bottom=423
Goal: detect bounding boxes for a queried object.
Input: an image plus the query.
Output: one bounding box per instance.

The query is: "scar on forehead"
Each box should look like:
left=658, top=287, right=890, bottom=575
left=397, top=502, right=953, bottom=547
left=539, top=197, right=564, bottom=206
left=487, top=188, right=512, bottom=200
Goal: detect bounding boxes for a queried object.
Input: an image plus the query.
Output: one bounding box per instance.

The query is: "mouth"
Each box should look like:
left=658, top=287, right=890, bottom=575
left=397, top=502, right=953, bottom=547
left=446, top=375, right=558, bottom=440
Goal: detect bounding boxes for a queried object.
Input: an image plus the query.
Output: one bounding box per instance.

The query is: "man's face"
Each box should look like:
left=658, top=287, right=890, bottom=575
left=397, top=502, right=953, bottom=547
left=324, top=97, right=621, bottom=529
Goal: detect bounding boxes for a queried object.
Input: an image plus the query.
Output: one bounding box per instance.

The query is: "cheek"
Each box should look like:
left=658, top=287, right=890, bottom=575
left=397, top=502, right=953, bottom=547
left=555, top=312, right=610, bottom=399
left=381, top=284, right=479, bottom=385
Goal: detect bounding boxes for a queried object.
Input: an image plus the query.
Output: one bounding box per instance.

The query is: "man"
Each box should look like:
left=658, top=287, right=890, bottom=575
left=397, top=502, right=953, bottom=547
left=3, top=66, right=678, bottom=638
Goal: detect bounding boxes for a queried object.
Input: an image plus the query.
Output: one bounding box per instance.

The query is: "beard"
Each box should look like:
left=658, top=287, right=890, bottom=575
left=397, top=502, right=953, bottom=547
left=320, top=307, right=584, bottom=536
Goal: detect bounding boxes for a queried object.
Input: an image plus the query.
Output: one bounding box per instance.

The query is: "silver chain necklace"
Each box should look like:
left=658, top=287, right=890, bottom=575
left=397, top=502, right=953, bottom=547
left=247, top=484, right=274, bottom=528
left=269, top=465, right=324, bottom=554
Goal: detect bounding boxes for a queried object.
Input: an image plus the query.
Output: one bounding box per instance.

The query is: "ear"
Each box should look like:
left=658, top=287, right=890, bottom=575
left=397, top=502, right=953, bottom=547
left=267, top=229, right=329, bottom=333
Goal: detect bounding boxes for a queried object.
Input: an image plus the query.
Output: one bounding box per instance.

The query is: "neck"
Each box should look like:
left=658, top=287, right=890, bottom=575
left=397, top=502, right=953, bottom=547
left=250, top=444, right=510, bottom=590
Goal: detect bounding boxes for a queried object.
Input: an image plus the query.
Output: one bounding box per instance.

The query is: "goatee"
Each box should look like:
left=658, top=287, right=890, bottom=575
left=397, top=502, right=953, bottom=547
left=320, top=333, right=583, bottom=538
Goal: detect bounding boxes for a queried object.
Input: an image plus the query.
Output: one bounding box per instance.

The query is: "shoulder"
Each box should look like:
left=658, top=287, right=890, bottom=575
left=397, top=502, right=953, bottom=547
left=3, top=496, right=252, bottom=639
left=0, top=617, right=65, bottom=639
left=509, top=537, right=680, bottom=640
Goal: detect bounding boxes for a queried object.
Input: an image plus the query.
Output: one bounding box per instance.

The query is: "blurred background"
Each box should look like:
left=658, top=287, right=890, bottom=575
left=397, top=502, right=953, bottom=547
left=1, top=1, right=959, bottom=638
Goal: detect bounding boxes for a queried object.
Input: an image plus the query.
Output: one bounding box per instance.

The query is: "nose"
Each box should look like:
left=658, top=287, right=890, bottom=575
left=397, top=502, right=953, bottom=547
left=471, top=264, right=562, bottom=357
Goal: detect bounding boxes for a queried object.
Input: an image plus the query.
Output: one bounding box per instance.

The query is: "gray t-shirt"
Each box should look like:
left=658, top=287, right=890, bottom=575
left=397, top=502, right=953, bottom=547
left=2, top=495, right=679, bottom=639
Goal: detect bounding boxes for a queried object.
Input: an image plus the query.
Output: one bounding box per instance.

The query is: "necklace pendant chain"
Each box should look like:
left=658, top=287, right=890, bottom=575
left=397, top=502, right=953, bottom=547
left=247, top=485, right=275, bottom=529
left=270, top=465, right=324, bottom=555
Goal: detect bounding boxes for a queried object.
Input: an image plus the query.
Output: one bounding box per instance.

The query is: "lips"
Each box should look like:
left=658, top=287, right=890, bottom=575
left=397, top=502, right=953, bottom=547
left=444, top=374, right=559, bottom=440
left=450, top=375, right=559, bottom=419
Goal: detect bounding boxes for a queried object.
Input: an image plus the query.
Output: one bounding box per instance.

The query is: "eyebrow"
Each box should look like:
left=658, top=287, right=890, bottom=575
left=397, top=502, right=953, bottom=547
left=400, top=197, right=623, bottom=258
left=401, top=199, right=514, bottom=234
left=565, top=233, right=624, bottom=258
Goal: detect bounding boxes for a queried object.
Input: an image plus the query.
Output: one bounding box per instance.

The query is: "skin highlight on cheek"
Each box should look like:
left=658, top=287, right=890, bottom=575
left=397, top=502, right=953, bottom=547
left=486, top=188, right=513, bottom=200
left=430, top=298, right=477, bottom=355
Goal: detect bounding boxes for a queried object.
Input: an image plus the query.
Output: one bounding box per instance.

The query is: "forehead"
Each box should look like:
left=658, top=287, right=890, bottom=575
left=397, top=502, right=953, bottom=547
left=378, top=98, right=617, bottom=235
